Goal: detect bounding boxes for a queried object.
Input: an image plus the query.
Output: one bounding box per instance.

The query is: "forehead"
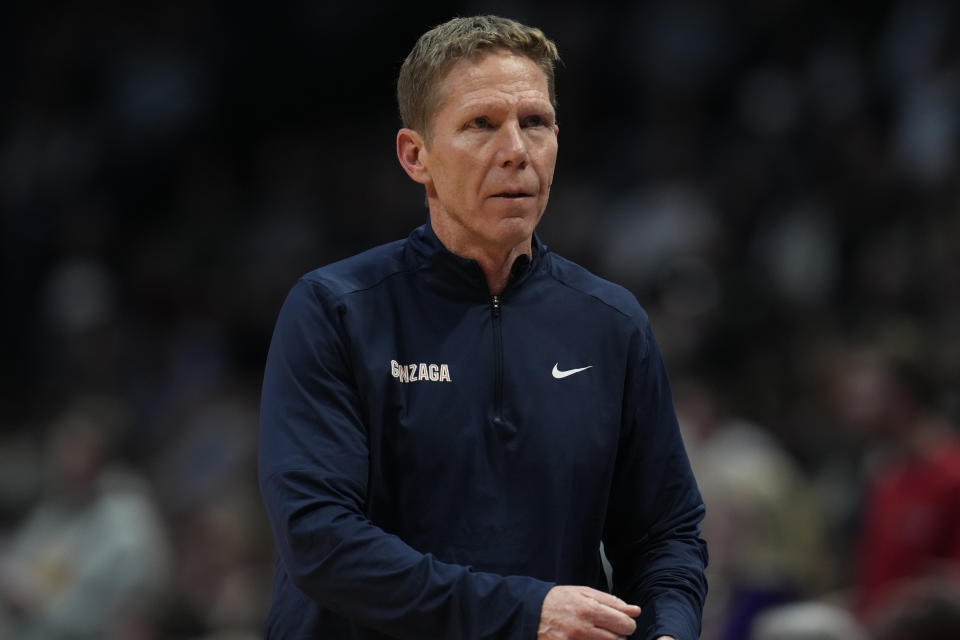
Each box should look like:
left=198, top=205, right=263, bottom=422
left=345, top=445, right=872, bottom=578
left=432, top=50, right=551, bottom=115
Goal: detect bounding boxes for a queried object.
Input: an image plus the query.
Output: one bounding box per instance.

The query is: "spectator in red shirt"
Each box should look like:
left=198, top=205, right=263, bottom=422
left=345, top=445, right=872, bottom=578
left=836, top=347, right=960, bottom=623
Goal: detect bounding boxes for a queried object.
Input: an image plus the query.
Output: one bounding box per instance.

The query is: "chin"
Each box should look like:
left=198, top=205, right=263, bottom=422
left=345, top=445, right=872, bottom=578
left=487, top=216, right=538, bottom=247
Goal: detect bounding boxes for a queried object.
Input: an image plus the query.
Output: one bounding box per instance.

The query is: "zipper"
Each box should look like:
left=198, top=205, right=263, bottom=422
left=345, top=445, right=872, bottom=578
left=490, top=295, right=503, bottom=421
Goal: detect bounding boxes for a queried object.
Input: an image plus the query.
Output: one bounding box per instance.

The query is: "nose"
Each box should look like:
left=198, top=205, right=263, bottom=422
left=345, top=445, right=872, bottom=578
left=497, top=121, right=528, bottom=169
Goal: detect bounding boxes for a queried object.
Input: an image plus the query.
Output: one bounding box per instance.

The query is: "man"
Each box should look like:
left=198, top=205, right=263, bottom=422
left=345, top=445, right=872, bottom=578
left=259, top=15, right=707, bottom=640
left=831, top=347, right=960, bottom=623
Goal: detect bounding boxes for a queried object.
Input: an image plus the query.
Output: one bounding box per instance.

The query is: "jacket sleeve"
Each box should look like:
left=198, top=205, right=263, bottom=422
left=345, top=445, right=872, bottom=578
left=258, top=278, right=553, bottom=640
left=603, top=319, right=708, bottom=640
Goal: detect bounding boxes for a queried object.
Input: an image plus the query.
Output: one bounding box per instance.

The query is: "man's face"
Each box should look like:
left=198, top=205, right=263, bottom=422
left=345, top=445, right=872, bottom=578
left=418, top=49, right=559, bottom=254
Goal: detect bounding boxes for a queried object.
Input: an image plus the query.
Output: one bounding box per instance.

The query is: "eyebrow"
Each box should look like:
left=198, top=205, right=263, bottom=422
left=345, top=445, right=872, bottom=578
left=454, top=93, right=554, bottom=116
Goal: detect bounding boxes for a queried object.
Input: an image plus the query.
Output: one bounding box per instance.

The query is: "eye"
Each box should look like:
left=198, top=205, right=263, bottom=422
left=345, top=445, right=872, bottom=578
left=470, top=116, right=490, bottom=129
left=523, top=115, right=553, bottom=127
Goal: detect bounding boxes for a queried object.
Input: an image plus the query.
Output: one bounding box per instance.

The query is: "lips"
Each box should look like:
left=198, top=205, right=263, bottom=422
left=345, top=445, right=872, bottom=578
left=492, top=191, right=532, bottom=198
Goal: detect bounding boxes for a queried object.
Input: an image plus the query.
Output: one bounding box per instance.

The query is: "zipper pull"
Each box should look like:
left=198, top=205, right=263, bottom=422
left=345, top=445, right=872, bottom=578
left=490, top=295, right=501, bottom=318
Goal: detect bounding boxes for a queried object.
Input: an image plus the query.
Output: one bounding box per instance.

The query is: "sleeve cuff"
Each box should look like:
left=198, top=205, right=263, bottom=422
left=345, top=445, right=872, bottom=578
left=518, top=579, right=555, bottom=640
left=635, top=593, right=700, bottom=640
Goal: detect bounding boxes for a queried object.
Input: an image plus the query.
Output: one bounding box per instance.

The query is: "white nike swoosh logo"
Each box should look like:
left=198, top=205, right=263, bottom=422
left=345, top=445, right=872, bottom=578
left=552, top=363, right=593, bottom=379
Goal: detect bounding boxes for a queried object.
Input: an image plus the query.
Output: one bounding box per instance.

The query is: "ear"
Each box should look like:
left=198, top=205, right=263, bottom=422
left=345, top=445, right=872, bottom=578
left=397, top=128, right=431, bottom=185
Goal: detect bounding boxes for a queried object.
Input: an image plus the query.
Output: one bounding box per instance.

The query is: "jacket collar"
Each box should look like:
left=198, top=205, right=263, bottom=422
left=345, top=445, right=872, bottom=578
left=405, top=218, right=547, bottom=300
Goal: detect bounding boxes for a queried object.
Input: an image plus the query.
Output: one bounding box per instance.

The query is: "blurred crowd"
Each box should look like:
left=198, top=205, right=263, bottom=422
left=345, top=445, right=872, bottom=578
left=2, top=1, right=958, bottom=638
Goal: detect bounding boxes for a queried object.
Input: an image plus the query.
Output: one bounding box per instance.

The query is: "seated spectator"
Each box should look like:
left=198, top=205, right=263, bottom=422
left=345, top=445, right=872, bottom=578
left=834, top=347, right=960, bottom=623
left=0, top=396, right=171, bottom=640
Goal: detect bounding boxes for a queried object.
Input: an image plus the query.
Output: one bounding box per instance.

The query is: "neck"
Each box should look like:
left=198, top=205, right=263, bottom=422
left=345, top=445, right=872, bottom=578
left=472, top=242, right=531, bottom=295
left=901, top=414, right=951, bottom=455
left=429, top=213, right=533, bottom=295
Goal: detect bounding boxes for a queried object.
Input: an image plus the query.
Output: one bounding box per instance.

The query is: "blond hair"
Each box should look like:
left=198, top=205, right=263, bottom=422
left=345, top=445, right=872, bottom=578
left=397, top=15, right=560, bottom=136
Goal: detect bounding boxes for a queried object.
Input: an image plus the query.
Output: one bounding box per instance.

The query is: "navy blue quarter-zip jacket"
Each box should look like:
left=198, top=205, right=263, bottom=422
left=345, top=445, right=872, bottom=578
left=258, top=222, right=707, bottom=640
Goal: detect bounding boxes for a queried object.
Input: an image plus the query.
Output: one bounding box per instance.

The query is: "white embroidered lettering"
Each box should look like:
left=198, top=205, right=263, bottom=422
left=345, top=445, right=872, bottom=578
left=389, top=360, right=453, bottom=383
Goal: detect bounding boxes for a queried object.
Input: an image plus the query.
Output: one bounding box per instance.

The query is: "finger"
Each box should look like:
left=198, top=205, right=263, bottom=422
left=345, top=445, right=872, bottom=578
left=587, top=601, right=638, bottom=636
left=588, top=629, right=628, bottom=640
left=579, top=587, right=642, bottom=617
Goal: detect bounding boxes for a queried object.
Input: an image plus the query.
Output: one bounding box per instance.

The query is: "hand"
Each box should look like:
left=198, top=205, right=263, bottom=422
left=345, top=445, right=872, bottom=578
left=538, top=585, right=642, bottom=639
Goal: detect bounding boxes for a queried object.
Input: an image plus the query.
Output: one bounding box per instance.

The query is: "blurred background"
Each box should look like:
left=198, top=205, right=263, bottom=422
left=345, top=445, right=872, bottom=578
left=2, top=1, right=959, bottom=639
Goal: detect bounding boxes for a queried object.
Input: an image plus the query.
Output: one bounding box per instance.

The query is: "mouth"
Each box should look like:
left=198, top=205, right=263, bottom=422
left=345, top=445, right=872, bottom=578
left=492, top=191, right=533, bottom=199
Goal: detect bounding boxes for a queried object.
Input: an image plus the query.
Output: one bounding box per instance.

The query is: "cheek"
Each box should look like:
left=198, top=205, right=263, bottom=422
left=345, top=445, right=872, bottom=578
left=539, top=158, right=558, bottom=189
left=536, top=143, right=558, bottom=174
left=449, top=153, right=486, bottom=190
